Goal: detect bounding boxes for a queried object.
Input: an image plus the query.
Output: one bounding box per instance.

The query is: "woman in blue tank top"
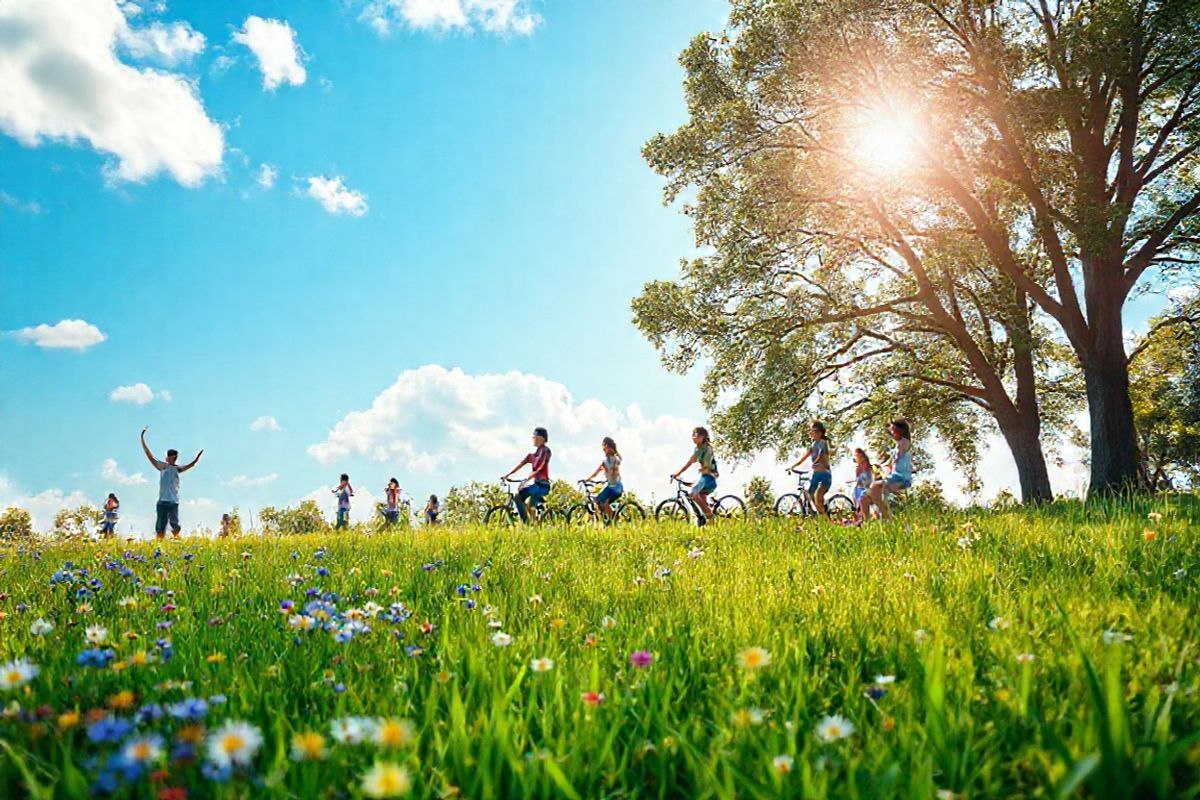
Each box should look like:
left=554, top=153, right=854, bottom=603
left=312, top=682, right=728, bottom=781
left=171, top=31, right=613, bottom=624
left=867, top=419, right=911, bottom=522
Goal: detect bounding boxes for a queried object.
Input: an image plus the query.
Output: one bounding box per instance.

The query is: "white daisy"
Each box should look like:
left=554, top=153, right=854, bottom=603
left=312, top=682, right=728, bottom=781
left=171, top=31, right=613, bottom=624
left=491, top=632, right=512, bottom=647
left=122, top=735, right=164, bottom=765
left=85, top=625, right=109, bottom=644
left=29, top=618, right=54, bottom=636
left=205, top=720, right=263, bottom=767
left=530, top=657, right=555, bottom=673
left=772, top=754, right=794, bottom=773
left=815, top=714, right=855, bottom=742
left=0, top=659, right=38, bottom=691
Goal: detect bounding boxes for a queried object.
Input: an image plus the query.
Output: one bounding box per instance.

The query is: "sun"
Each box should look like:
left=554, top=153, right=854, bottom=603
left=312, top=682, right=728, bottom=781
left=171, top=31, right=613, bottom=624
left=851, top=102, right=922, bottom=175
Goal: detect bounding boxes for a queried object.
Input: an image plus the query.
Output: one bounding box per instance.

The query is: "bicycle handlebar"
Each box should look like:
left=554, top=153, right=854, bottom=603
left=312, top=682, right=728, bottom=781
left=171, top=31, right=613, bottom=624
left=670, top=476, right=695, bottom=487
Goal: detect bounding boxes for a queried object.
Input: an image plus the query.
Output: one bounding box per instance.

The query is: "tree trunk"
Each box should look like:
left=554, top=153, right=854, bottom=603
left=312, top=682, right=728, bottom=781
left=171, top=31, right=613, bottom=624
left=1081, top=279, right=1142, bottom=496
left=997, top=417, right=1054, bottom=503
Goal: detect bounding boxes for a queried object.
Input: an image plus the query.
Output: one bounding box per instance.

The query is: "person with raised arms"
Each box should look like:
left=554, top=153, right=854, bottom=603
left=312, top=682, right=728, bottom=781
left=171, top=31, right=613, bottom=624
left=140, top=427, right=202, bottom=539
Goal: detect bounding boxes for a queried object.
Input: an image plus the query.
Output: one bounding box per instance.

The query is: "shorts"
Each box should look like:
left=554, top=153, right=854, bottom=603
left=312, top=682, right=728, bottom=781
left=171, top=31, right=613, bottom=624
left=383, top=507, right=399, bottom=524
left=426, top=511, right=439, bottom=524
left=100, top=520, right=116, bottom=535
left=155, top=501, right=180, bottom=535
left=885, top=474, right=911, bottom=491
left=690, top=474, right=717, bottom=497
left=336, top=508, right=350, bottom=528
left=809, top=471, right=832, bottom=493
left=596, top=483, right=623, bottom=504
left=853, top=487, right=868, bottom=504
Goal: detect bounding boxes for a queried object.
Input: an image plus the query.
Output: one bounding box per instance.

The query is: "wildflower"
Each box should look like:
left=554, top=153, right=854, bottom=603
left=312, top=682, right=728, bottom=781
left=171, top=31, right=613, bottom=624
left=530, top=657, right=555, bottom=673
left=1143, top=528, right=1157, bottom=542
left=549, top=617, right=566, bottom=630
left=374, top=718, right=416, bottom=749
left=158, top=788, right=187, bottom=800
left=108, top=690, right=137, bottom=710
left=205, top=653, right=226, bottom=664
left=737, top=647, right=771, bottom=670
left=1174, top=568, right=1187, bottom=580
left=434, top=670, right=453, bottom=684
left=1016, top=652, right=1035, bottom=664
left=772, top=754, right=794, bottom=774
left=581, top=691, right=605, bottom=707
left=0, top=658, right=38, bottom=691
left=128, top=650, right=152, bottom=667
left=1147, top=511, right=1162, bottom=522
left=730, top=707, right=765, bottom=727
left=629, top=650, right=653, bottom=668
left=584, top=633, right=598, bottom=647
left=290, top=731, right=328, bottom=762
left=29, top=618, right=54, bottom=636
left=361, top=762, right=412, bottom=798
left=491, top=632, right=513, bottom=647
left=122, top=734, right=165, bottom=766
left=874, top=674, right=896, bottom=685
left=167, top=698, right=209, bottom=721
left=936, top=791, right=960, bottom=800
left=176, top=724, right=206, bottom=745
left=913, top=628, right=929, bottom=643
left=419, top=620, right=435, bottom=635
left=205, top=720, right=263, bottom=768
left=87, top=716, right=133, bottom=743
left=600, top=615, right=617, bottom=630
left=528, top=594, right=542, bottom=606
left=687, top=547, right=704, bottom=559
left=85, top=625, right=109, bottom=644
left=815, top=714, right=855, bottom=742
left=956, top=536, right=973, bottom=551
left=987, top=616, right=1010, bottom=632
left=331, top=716, right=373, bottom=745
left=57, top=710, right=81, bottom=730
left=1102, top=629, right=1133, bottom=645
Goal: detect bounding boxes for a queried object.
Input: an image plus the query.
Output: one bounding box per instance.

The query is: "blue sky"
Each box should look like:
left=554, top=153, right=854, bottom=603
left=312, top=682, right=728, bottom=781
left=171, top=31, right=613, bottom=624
left=0, top=0, right=1172, bottom=534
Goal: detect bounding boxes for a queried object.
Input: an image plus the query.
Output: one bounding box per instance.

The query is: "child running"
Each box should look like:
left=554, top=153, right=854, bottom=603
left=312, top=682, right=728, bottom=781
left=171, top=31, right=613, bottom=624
left=672, top=426, right=719, bottom=526
left=586, top=436, right=623, bottom=524
left=424, top=495, right=440, bottom=525
left=868, top=419, right=912, bottom=521
left=383, top=478, right=401, bottom=526
left=503, top=427, right=552, bottom=524
left=100, top=493, right=119, bottom=538
left=332, top=474, right=354, bottom=530
left=788, top=420, right=832, bottom=518
left=852, top=448, right=873, bottom=523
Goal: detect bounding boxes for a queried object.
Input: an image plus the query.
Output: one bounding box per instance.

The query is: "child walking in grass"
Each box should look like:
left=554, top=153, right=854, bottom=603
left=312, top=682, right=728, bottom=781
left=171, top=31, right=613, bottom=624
left=100, top=493, right=119, bottom=538
left=586, top=437, right=623, bottom=524
left=788, top=420, right=832, bottom=518
left=333, top=473, right=354, bottom=529
left=425, top=495, right=440, bottom=525
left=672, top=426, right=718, bottom=526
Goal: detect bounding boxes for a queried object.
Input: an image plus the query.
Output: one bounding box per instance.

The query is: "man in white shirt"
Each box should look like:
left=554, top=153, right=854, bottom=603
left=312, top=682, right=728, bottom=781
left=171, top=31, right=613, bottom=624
left=140, top=428, right=203, bottom=539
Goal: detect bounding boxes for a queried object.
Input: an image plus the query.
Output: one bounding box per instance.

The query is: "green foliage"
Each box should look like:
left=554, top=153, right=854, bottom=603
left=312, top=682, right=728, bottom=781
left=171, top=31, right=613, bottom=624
left=0, top=505, right=34, bottom=544
left=51, top=505, right=103, bottom=541
left=1130, top=300, right=1200, bottom=489
left=442, top=480, right=510, bottom=525
left=0, top=501, right=1199, bottom=797
left=258, top=500, right=327, bottom=536
left=743, top=475, right=776, bottom=518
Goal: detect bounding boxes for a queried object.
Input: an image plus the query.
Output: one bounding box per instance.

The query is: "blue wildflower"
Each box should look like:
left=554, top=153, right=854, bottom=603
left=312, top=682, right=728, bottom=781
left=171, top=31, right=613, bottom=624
left=87, top=717, right=132, bottom=743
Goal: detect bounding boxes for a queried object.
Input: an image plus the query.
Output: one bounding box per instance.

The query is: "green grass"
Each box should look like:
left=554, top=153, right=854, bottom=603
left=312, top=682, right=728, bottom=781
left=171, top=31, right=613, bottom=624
left=1, top=498, right=1199, bottom=798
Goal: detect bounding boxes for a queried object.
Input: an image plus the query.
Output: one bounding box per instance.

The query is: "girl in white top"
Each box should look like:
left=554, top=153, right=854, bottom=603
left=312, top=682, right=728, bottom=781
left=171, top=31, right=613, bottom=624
left=586, top=437, right=623, bottom=524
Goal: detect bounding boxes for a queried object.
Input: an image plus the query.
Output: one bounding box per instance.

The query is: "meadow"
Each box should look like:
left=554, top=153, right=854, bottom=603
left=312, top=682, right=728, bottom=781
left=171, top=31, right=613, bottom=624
left=1, top=499, right=1199, bottom=799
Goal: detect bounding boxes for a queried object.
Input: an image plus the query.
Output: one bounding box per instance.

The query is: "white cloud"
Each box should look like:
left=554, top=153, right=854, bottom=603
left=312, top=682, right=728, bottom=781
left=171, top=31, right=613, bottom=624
left=1168, top=284, right=1198, bottom=305
left=0, top=0, right=224, bottom=185
left=232, top=16, right=306, bottom=91
left=222, top=473, right=278, bottom=489
left=359, top=0, right=542, bottom=36
left=119, top=20, right=205, bottom=64
left=109, top=382, right=170, bottom=404
left=250, top=415, right=281, bottom=432
left=305, top=175, right=368, bottom=216
left=0, top=474, right=93, bottom=533
left=7, top=319, right=106, bottom=350
left=0, top=189, right=43, bottom=213
left=101, top=457, right=147, bottom=486
left=255, top=163, right=277, bottom=189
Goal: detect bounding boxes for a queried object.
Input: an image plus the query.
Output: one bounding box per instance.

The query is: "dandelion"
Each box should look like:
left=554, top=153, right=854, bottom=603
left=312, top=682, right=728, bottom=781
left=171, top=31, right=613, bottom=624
left=108, top=690, right=137, bottom=710
left=361, top=762, right=412, bottom=798
left=772, top=754, right=794, bottom=774
left=290, top=731, right=327, bottom=761
left=122, top=734, right=164, bottom=766
left=0, top=659, right=38, bottom=691
left=581, top=691, right=605, bottom=707
left=815, top=714, right=855, bottom=742
left=549, top=618, right=566, bottom=630
left=29, top=618, right=54, bottom=636
left=737, top=647, right=771, bottom=670
left=205, top=720, right=263, bottom=767
left=85, top=625, right=109, bottom=644
left=530, top=657, right=555, bottom=673
left=373, top=718, right=416, bottom=749
left=1016, top=653, right=1035, bottom=664
left=987, top=616, right=1010, bottom=631
left=491, top=632, right=512, bottom=647
left=57, top=710, right=80, bottom=730
left=629, top=650, right=653, bottom=668
left=1143, top=528, right=1157, bottom=542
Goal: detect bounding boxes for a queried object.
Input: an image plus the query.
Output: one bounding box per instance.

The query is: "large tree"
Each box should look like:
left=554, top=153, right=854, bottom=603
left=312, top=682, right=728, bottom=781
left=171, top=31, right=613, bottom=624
left=641, top=0, right=1200, bottom=496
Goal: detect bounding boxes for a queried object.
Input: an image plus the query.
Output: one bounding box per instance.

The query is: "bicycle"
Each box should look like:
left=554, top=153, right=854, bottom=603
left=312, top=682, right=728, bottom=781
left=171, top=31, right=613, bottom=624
left=774, top=469, right=856, bottom=523
left=566, top=479, right=647, bottom=526
left=484, top=478, right=564, bottom=526
left=654, top=476, right=745, bottom=524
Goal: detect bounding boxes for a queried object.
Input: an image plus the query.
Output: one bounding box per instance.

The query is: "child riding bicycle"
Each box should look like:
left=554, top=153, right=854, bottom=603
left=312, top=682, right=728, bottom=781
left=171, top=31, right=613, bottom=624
left=671, top=426, right=718, bottom=526
left=503, top=427, right=552, bottom=524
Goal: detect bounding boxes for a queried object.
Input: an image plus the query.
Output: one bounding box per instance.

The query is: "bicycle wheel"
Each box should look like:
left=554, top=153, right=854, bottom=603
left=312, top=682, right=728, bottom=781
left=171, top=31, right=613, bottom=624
left=775, top=493, right=806, bottom=517
left=825, top=494, right=856, bottom=524
left=655, top=498, right=689, bottom=523
left=484, top=505, right=516, bottom=527
left=537, top=507, right=565, bottom=526
left=714, top=495, right=745, bottom=519
left=616, top=502, right=646, bottom=525
left=566, top=503, right=596, bottom=527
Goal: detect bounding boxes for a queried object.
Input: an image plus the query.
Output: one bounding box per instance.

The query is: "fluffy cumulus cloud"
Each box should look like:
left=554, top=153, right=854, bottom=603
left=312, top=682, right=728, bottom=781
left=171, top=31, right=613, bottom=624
left=307, top=365, right=781, bottom=500
left=255, top=163, right=277, bottom=189
left=0, top=0, right=224, bottom=185
left=305, top=176, right=368, bottom=216
left=360, top=0, right=541, bottom=36
left=0, top=474, right=94, bottom=534
left=250, top=415, right=282, bottom=432
left=7, top=319, right=106, bottom=350
left=119, top=19, right=205, bottom=64
left=101, top=458, right=147, bottom=486
left=109, top=382, right=169, bottom=404
left=233, top=16, right=306, bottom=91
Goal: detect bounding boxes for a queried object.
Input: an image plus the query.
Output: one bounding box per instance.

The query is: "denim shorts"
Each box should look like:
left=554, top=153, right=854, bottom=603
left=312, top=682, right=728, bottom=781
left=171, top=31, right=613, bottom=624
left=853, top=486, right=868, bottom=504
left=596, top=483, right=623, bottom=504
left=809, top=471, right=832, bottom=493
left=690, top=474, right=717, bottom=496
left=885, top=474, right=911, bottom=491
